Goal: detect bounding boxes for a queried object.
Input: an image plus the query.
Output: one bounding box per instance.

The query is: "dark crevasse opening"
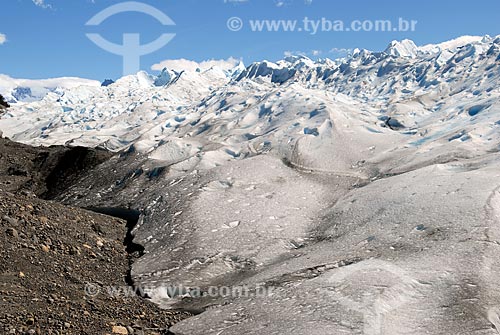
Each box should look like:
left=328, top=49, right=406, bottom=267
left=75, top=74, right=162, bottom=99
left=86, top=207, right=145, bottom=290
left=41, top=146, right=114, bottom=200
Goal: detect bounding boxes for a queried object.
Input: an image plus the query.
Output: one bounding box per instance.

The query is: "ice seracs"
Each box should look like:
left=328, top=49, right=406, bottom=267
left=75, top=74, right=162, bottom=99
left=5, top=36, right=500, bottom=335
left=101, top=79, right=115, bottom=87
left=419, top=35, right=488, bottom=53
left=228, top=60, right=246, bottom=78
left=384, top=39, right=418, bottom=58
left=0, top=74, right=100, bottom=103
left=153, top=68, right=175, bottom=87
left=0, top=35, right=499, bottom=165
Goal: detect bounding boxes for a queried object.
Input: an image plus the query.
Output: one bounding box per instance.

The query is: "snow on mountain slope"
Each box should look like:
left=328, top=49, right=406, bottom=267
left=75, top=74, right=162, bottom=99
left=0, top=74, right=100, bottom=103
left=0, top=63, right=234, bottom=150
left=419, top=35, right=496, bottom=64
left=419, top=35, right=487, bottom=53
left=1, top=36, right=499, bottom=173
left=384, top=39, right=419, bottom=58
left=18, top=36, right=499, bottom=335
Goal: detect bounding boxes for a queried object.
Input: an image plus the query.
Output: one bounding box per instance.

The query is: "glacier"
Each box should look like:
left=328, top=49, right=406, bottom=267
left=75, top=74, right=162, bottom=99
left=1, top=35, right=500, bottom=334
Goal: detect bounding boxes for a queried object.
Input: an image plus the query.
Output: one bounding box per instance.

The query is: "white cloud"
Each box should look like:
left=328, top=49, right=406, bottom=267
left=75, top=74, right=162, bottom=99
left=329, top=48, right=354, bottom=57
left=0, top=34, right=6, bottom=45
left=284, top=50, right=306, bottom=57
left=151, top=57, right=241, bottom=72
left=0, top=74, right=100, bottom=102
left=284, top=50, right=321, bottom=58
left=32, top=0, right=51, bottom=9
left=274, top=0, right=294, bottom=7
left=284, top=48, right=353, bottom=59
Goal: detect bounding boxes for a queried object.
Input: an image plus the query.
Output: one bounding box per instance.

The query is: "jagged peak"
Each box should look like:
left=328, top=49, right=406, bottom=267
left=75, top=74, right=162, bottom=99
left=384, top=39, right=419, bottom=58
left=419, top=35, right=489, bottom=53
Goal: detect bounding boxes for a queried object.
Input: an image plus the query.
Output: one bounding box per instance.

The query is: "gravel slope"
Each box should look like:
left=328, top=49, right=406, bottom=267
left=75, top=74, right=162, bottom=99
left=0, top=138, right=190, bottom=335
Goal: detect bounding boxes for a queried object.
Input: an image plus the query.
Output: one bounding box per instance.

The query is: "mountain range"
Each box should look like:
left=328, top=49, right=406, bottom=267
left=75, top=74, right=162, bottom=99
left=1, top=35, right=500, bottom=335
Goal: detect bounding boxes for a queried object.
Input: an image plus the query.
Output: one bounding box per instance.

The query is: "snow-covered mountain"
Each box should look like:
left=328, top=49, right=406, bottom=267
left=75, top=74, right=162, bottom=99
left=1, top=35, right=499, bottom=167
left=2, top=36, right=500, bottom=335
left=0, top=75, right=101, bottom=103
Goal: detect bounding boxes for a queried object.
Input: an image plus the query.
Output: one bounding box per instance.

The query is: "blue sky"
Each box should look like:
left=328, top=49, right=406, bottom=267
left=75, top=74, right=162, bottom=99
left=0, top=0, right=499, bottom=80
